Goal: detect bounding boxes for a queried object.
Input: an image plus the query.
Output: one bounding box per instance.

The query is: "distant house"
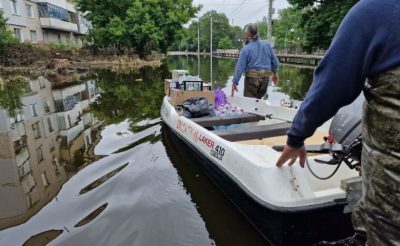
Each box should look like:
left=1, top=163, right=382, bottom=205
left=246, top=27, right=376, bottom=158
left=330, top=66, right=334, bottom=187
left=0, top=0, right=90, bottom=45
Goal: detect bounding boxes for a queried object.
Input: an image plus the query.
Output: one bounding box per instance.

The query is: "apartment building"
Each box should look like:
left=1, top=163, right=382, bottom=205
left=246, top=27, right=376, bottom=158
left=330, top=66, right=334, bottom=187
left=0, top=77, right=100, bottom=230
left=0, top=0, right=89, bottom=45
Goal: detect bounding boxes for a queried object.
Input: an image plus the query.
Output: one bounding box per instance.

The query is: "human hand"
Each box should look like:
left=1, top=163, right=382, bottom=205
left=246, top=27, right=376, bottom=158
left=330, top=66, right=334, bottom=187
left=272, top=74, right=279, bottom=85
left=276, top=145, right=307, bottom=168
left=231, top=83, right=238, bottom=97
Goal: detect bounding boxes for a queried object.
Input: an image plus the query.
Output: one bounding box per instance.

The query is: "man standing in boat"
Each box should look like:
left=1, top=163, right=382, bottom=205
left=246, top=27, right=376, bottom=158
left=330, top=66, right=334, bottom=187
left=276, top=0, right=400, bottom=245
left=231, top=23, right=279, bottom=99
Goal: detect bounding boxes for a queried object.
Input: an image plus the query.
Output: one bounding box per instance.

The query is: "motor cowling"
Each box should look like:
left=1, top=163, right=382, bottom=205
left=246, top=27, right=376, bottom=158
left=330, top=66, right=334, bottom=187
left=328, top=94, right=364, bottom=169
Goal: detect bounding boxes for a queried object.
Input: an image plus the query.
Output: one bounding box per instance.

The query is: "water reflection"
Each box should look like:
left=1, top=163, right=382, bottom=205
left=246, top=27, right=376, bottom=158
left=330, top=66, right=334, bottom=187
left=90, top=65, right=170, bottom=126
left=167, top=55, right=237, bottom=89
left=0, top=76, right=100, bottom=231
left=276, top=65, right=314, bottom=100
left=167, top=55, right=314, bottom=101
left=0, top=58, right=316, bottom=245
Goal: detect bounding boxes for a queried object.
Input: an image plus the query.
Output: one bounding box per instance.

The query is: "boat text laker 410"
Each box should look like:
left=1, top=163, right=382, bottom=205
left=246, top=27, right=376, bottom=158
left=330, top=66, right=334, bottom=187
left=161, top=71, right=363, bottom=245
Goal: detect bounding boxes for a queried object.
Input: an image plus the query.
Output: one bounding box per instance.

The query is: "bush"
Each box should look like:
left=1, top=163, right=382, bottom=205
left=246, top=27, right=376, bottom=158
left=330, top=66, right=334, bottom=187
left=0, top=11, right=19, bottom=53
left=0, top=76, right=29, bottom=118
left=48, top=41, right=77, bottom=51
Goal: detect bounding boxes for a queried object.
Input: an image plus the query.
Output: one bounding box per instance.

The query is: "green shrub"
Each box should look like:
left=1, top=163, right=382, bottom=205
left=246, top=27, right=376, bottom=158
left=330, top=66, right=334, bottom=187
left=48, top=40, right=77, bottom=51
left=0, top=11, right=19, bottom=53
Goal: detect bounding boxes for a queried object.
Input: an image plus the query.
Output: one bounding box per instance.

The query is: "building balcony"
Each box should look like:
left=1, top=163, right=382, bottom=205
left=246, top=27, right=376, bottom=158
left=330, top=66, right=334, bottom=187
left=16, top=147, right=30, bottom=167
left=38, top=0, right=76, bottom=13
left=60, top=120, right=84, bottom=146
left=40, top=18, right=78, bottom=33
left=14, top=136, right=28, bottom=155
left=19, top=161, right=32, bottom=178
left=10, top=122, right=26, bottom=142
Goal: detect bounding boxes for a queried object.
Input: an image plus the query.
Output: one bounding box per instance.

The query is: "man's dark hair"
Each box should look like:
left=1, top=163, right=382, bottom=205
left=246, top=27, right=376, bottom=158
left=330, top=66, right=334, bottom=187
left=245, top=23, right=258, bottom=39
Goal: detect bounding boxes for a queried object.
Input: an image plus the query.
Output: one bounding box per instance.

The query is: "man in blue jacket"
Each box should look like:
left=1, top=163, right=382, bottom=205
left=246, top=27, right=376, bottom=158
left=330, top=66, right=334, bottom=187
left=231, top=23, right=279, bottom=99
left=276, top=0, right=400, bottom=244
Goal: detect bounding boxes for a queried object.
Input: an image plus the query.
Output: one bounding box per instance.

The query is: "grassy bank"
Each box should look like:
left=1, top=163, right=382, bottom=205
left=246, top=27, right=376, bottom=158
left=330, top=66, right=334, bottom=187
left=0, top=43, right=164, bottom=86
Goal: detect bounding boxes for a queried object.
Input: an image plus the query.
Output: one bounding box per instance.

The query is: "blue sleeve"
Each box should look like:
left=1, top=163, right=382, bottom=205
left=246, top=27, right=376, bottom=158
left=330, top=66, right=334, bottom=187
left=287, top=3, right=372, bottom=148
left=232, top=48, right=248, bottom=85
left=269, top=45, right=279, bottom=73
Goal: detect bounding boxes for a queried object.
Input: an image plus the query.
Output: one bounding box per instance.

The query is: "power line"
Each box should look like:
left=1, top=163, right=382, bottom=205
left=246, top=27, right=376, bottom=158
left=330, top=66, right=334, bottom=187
left=229, top=0, right=250, bottom=15
left=239, top=4, right=268, bottom=22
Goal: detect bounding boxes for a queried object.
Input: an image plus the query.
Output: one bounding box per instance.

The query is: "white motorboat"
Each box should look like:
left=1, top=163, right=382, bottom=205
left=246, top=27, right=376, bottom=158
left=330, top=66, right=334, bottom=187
left=160, top=76, right=362, bottom=245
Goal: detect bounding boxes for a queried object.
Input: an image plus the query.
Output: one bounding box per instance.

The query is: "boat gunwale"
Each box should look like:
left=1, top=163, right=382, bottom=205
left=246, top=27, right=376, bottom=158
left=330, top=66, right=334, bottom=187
left=161, top=96, right=349, bottom=213
left=167, top=124, right=348, bottom=214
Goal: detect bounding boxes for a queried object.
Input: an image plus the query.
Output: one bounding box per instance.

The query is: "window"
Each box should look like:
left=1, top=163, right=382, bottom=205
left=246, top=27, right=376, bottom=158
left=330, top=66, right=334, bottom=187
left=47, top=117, right=53, bottom=132
left=19, top=161, right=32, bottom=177
left=10, top=112, right=24, bottom=124
left=26, top=194, right=33, bottom=208
left=57, top=33, right=61, bottom=41
left=36, top=145, right=43, bottom=163
left=30, top=31, right=37, bottom=44
left=41, top=172, right=49, bottom=187
left=49, top=138, right=55, bottom=152
left=26, top=4, right=33, bottom=17
left=32, top=122, right=41, bottom=139
left=39, top=78, right=46, bottom=88
left=43, top=99, right=50, bottom=113
left=43, top=32, right=49, bottom=43
left=53, top=157, right=60, bottom=175
left=14, top=28, right=22, bottom=42
left=30, top=104, right=38, bottom=117
left=25, top=81, right=32, bottom=92
left=10, top=0, right=18, bottom=15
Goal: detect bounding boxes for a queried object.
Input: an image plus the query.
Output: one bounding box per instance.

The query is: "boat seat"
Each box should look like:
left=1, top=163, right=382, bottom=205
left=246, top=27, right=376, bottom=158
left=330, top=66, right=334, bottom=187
left=212, top=122, right=292, bottom=142
left=192, top=113, right=264, bottom=128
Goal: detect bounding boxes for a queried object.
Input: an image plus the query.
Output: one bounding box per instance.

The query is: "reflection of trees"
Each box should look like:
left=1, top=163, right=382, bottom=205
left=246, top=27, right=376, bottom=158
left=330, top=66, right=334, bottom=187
left=167, top=56, right=236, bottom=89
left=277, top=66, right=314, bottom=100
left=91, top=64, right=170, bottom=125
left=0, top=76, right=28, bottom=118
left=167, top=56, right=315, bottom=100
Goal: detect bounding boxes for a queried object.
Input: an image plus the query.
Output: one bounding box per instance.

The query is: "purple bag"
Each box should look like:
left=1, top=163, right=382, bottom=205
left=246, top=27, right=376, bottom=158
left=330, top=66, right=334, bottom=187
left=214, top=87, right=228, bottom=108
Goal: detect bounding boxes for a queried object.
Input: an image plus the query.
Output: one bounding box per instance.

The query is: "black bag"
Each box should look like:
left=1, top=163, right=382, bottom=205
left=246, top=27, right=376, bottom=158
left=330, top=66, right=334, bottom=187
left=182, top=97, right=210, bottom=118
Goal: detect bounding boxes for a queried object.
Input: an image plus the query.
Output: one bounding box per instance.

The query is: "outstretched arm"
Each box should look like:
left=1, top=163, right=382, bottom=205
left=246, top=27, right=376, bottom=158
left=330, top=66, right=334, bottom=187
left=277, top=2, right=372, bottom=167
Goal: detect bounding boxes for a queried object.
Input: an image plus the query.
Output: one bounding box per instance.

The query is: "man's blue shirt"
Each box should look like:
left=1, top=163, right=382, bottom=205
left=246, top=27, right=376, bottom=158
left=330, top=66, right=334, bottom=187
left=232, top=39, right=279, bottom=84
left=287, top=0, right=400, bottom=148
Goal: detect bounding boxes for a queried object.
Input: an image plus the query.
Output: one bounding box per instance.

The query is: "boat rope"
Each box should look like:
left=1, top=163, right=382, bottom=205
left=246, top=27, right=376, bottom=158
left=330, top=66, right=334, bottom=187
left=305, top=156, right=342, bottom=180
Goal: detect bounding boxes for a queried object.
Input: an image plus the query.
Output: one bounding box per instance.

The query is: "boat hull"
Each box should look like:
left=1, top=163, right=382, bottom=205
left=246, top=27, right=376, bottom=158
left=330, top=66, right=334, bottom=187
left=165, top=125, right=354, bottom=245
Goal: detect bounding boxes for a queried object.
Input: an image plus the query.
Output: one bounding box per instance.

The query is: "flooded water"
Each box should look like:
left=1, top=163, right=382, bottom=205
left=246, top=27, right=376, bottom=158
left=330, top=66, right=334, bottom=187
left=0, top=57, right=314, bottom=245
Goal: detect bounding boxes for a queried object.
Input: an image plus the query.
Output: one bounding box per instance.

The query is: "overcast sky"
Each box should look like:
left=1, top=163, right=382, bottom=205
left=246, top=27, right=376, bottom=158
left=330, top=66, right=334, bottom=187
left=192, top=0, right=291, bottom=27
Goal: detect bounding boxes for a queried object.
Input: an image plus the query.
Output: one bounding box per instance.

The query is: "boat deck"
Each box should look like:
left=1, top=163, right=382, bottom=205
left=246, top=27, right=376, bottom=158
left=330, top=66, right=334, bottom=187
left=236, top=130, right=327, bottom=149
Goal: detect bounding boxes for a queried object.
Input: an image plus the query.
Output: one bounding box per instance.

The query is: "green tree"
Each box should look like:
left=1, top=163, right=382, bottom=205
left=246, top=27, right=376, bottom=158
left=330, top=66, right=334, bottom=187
left=0, top=76, right=28, bottom=118
left=288, top=0, right=358, bottom=52
left=0, top=11, right=18, bottom=53
left=272, top=7, right=304, bottom=51
left=180, top=11, right=243, bottom=52
left=75, top=0, right=199, bottom=58
left=196, top=10, right=232, bottom=52
left=255, top=17, right=268, bottom=40
left=218, top=36, right=233, bottom=49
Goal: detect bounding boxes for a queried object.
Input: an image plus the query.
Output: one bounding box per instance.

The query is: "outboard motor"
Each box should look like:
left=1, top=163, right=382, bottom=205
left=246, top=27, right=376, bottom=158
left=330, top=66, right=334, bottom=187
left=325, top=94, right=364, bottom=169
left=306, top=95, right=364, bottom=179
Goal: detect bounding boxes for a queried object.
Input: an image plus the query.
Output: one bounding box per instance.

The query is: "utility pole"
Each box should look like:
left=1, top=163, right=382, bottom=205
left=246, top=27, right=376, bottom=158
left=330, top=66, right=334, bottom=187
left=197, top=23, right=200, bottom=75
left=267, top=0, right=273, bottom=42
left=197, top=24, right=200, bottom=55
left=210, top=17, right=213, bottom=84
